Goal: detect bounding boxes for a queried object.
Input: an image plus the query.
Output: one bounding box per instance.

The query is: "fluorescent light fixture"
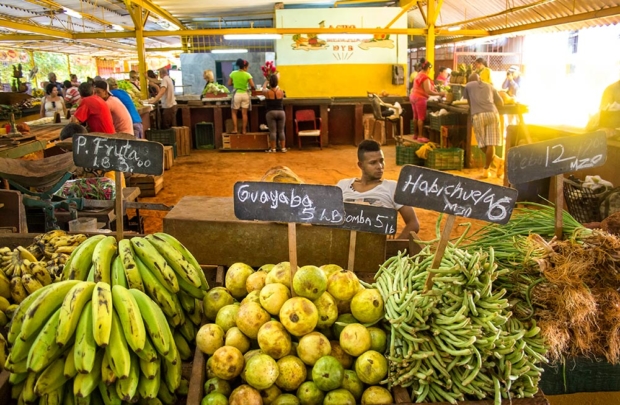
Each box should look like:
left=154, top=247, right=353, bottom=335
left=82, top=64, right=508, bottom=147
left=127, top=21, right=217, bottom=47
left=111, top=24, right=124, bottom=31
left=317, top=34, right=373, bottom=40
left=224, top=34, right=282, bottom=40
left=447, top=26, right=461, bottom=32
left=64, top=8, right=82, bottom=19
left=211, top=49, right=248, bottom=54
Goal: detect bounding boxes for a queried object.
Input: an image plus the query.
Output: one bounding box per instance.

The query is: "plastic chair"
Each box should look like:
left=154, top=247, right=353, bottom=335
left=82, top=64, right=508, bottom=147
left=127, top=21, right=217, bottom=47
left=294, top=110, right=322, bottom=150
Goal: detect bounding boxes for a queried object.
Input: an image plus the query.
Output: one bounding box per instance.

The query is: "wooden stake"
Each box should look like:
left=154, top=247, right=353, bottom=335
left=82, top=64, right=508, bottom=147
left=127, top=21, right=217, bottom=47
left=555, top=175, right=564, bottom=240
left=115, top=171, right=124, bottom=242
left=347, top=230, right=357, bottom=271
left=288, top=223, right=298, bottom=296
left=424, top=214, right=456, bottom=291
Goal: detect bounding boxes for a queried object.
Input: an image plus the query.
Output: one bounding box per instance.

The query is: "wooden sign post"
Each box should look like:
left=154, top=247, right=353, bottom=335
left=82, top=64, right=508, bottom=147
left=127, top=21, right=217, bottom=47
left=506, top=131, right=607, bottom=239
left=334, top=203, right=398, bottom=270
left=394, top=165, right=519, bottom=290
left=233, top=182, right=345, bottom=295
left=73, top=134, right=164, bottom=241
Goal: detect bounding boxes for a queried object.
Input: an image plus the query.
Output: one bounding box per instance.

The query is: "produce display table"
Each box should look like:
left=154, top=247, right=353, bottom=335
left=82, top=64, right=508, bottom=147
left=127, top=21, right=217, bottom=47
left=163, top=196, right=386, bottom=272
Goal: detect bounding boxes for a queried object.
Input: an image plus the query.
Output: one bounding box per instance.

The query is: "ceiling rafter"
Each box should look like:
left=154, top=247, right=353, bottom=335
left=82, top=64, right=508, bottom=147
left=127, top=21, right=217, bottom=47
left=25, top=0, right=132, bottom=30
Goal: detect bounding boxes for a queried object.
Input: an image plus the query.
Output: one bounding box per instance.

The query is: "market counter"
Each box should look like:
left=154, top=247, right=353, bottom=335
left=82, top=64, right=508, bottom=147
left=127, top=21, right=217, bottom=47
left=163, top=196, right=386, bottom=272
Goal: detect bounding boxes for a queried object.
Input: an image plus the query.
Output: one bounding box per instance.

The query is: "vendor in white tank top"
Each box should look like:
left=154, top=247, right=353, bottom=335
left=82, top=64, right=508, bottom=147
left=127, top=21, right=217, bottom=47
left=336, top=140, right=420, bottom=239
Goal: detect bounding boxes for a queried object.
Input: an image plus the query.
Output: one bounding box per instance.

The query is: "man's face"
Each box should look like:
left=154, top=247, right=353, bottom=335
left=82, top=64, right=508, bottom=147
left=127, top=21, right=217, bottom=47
left=358, top=150, right=385, bottom=181
left=49, top=73, right=56, bottom=82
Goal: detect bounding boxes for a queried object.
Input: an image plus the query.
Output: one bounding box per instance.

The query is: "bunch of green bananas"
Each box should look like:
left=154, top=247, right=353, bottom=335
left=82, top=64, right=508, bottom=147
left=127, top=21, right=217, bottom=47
left=0, top=246, right=54, bottom=304
left=5, top=280, right=189, bottom=405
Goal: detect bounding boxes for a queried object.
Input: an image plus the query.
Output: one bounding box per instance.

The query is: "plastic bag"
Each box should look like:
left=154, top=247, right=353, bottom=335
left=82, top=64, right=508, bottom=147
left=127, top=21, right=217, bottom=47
left=58, top=177, right=116, bottom=200
left=582, top=175, right=613, bottom=194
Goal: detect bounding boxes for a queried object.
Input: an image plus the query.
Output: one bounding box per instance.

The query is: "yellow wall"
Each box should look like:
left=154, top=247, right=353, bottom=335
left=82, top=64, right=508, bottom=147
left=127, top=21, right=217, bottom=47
left=278, top=64, right=408, bottom=98
left=548, top=392, right=620, bottom=405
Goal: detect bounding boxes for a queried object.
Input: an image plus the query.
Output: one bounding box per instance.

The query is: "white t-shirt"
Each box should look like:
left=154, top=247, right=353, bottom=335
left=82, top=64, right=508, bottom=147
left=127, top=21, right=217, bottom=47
left=336, top=179, right=403, bottom=211
left=160, top=76, right=177, bottom=109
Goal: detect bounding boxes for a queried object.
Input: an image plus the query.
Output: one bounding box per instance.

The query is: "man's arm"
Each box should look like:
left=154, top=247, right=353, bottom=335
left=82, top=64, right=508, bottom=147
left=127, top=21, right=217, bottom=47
left=149, top=84, right=167, bottom=104
left=396, top=206, right=420, bottom=239
left=492, top=89, right=504, bottom=108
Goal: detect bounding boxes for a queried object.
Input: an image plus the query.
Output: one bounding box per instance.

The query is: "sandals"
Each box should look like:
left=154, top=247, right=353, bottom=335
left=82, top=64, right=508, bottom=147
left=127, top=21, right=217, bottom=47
left=280, top=148, right=288, bottom=153
left=265, top=148, right=276, bottom=153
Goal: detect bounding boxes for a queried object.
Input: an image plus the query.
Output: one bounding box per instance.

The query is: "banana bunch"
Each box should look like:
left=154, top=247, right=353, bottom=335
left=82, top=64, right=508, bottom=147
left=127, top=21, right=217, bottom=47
left=31, top=230, right=88, bottom=260
left=5, top=280, right=189, bottom=405
left=0, top=245, right=54, bottom=305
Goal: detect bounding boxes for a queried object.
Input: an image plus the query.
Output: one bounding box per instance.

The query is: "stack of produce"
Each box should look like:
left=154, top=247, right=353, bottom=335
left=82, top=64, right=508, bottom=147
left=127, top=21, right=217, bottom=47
left=3, top=232, right=209, bottom=405
left=376, top=245, right=548, bottom=405
left=466, top=204, right=620, bottom=363
left=202, top=83, right=230, bottom=96
left=0, top=231, right=86, bottom=306
left=198, top=262, right=394, bottom=405
left=117, top=80, right=145, bottom=109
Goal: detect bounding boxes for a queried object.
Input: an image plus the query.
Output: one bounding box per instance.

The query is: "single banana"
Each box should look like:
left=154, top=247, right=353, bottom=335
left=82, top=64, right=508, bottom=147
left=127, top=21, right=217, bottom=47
left=5, top=354, right=28, bottom=374
left=134, top=334, right=158, bottom=364
left=161, top=325, right=178, bottom=365
left=74, top=349, right=104, bottom=398
left=10, top=331, right=37, bottom=363
left=117, top=239, right=144, bottom=292
left=74, top=393, right=91, bottom=405
left=92, top=282, right=113, bottom=347
left=63, top=385, right=76, bottom=405
left=4, top=303, right=19, bottom=319
left=101, top=350, right=117, bottom=386
left=177, top=379, right=189, bottom=396
left=107, top=311, right=131, bottom=379
left=20, top=280, right=81, bottom=341
left=17, top=246, right=38, bottom=262
left=176, top=275, right=205, bottom=300
left=137, top=365, right=161, bottom=399
left=92, top=237, right=117, bottom=284
left=141, top=398, right=164, bottom=405
left=173, top=332, right=192, bottom=361
left=129, top=289, right=170, bottom=357
left=186, top=300, right=203, bottom=326
left=177, top=291, right=195, bottom=314
left=135, top=257, right=184, bottom=327
left=178, top=317, right=196, bottom=343
left=35, top=354, right=70, bottom=396
left=111, top=285, right=146, bottom=352
left=110, top=256, right=128, bottom=289
left=64, top=347, right=77, bottom=379
left=31, top=262, right=53, bottom=286
left=156, top=375, right=177, bottom=405
left=27, top=308, right=65, bottom=373
left=0, top=270, right=11, bottom=299
left=130, top=237, right=178, bottom=293
left=98, top=381, right=121, bottom=405
left=74, top=301, right=97, bottom=374
left=44, top=386, right=65, bottom=405
left=63, top=235, right=106, bottom=281
left=0, top=333, right=7, bottom=369
left=21, top=273, right=44, bottom=294
left=57, top=281, right=97, bottom=347
left=86, top=265, right=95, bottom=282
left=10, top=277, right=27, bottom=304
left=153, top=233, right=209, bottom=291
left=144, top=234, right=201, bottom=288
left=139, top=356, right=160, bottom=380
left=22, top=371, right=40, bottom=403
left=0, top=309, right=8, bottom=327
left=7, top=286, right=47, bottom=343
left=9, top=372, right=28, bottom=385
left=11, top=380, right=24, bottom=400
left=56, top=246, right=79, bottom=254
left=115, top=353, right=139, bottom=402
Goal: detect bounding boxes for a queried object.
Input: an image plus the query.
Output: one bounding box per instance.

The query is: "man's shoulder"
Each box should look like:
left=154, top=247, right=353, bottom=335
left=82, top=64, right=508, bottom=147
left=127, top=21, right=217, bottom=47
left=337, top=178, right=354, bottom=188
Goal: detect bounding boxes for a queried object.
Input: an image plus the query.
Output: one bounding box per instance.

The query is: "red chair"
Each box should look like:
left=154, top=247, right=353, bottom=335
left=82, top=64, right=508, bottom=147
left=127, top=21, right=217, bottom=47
left=294, top=110, right=322, bottom=150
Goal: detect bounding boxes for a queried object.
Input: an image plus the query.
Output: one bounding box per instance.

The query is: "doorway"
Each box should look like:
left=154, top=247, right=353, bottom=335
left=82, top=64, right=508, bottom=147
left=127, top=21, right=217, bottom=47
left=216, top=61, right=237, bottom=91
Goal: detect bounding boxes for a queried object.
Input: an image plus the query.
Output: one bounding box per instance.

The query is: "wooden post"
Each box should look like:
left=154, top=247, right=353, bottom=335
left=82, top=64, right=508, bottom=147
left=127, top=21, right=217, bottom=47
left=288, top=223, right=298, bottom=296
left=424, top=214, right=456, bottom=291
left=555, top=175, right=564, bottom=240
left=347, top=230, right=357, bottom=271
left=115, top=171, right=124, bottom=242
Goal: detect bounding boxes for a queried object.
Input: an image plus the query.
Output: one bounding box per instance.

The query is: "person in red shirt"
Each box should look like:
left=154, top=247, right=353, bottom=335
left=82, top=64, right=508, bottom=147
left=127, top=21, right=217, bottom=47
left=410, top=61, right=445, bottom=141
left=70, top=82, right=115, bottom=134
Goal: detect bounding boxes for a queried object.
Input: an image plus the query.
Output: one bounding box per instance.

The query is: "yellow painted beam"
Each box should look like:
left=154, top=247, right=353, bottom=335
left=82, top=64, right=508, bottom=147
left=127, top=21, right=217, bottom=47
left=426, top=0, right=436, bottom=78
left=0, top=34, right=59, bottom=41
left=124, top=0, right=141, bottom=27
left=74, top=31, right=135, bottom=39
left=385, top=6, right=411, bottom=29
left=435, top=29, right=489, bottom=37
left=0, top=18, right=72, bottom=39
left=129, top=4, right=149, bottom=100
left=141, top=27, right=430, bottom=37
left=436, top=0, right=444, bottom=19
left=417, top=1, right=427, bottom=25
left=334, top=0, right=389, bottom=6
left=130, top=0, right=184, bottom=29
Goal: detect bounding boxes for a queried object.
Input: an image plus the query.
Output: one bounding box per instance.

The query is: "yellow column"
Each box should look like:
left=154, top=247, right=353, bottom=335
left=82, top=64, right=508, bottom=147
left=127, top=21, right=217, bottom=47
left=136, top=19, right=148, bottom=99
left=426, top=0, right=436, bottom=79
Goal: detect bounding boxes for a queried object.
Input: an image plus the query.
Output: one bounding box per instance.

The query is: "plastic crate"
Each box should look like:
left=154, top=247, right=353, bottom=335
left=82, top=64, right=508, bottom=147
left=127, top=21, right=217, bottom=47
left=195, top=122, right=215, bottom=150
left=429, top=113, right=460, bottom=131
left=563, top=178, right=603, bottom=223
left=145, top=128, right=175, bottom=145
left=425, top=148, right=464, bottom=171
left=396, top=145, right=424, bottom=166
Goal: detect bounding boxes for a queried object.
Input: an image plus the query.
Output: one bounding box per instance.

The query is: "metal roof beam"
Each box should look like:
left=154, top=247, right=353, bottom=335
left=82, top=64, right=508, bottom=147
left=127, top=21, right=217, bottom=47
left=0, top=18, right=73, bottom=39
left=0, top=34, right=59, bottom=41
left=24, top=0, right=132, bottom=31
left=129, top=0, right=184, bottom=29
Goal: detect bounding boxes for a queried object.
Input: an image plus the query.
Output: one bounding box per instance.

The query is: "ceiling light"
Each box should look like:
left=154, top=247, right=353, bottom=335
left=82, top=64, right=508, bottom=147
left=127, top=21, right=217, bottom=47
left=447, top=26, right=461, bottom=32
left=111, top=24, right=124, bottom=31
left=224, top=34, right=282, bottom=40
left=211, top=49, right=248, bottom=54
left=317, top=34, right=373, bottom=40
left=63, top=8, right=82, bottom=19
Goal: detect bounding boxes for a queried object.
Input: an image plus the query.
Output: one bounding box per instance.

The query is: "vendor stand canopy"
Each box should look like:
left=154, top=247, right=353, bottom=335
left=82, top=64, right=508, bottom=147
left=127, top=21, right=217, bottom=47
left=0, top=0, right=618, bottom=57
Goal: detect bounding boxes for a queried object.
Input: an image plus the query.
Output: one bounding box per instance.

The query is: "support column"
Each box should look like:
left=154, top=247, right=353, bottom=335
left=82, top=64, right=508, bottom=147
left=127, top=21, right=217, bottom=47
left=136, top=20, right=148, bottom=100
left=426, top=0, right=436, bottom=78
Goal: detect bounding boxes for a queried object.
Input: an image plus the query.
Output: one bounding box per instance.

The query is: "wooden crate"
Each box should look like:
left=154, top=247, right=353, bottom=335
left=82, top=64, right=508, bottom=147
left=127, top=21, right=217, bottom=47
left=172, top=126, right=191, bottom=157
left=164, top=146, right=174, bottom=170
left=220, top=132, right=269, bottom=151
left=128, top=174, right=164, bottom=197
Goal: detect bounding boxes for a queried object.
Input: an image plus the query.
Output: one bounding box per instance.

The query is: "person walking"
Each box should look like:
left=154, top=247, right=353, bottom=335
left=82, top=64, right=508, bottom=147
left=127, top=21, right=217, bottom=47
left=263, top=75, right=287, bottom=153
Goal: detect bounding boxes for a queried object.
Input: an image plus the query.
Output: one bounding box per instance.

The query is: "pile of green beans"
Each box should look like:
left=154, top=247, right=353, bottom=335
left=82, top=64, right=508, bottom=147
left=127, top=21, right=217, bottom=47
left=375, top=245, right=548, bottom=404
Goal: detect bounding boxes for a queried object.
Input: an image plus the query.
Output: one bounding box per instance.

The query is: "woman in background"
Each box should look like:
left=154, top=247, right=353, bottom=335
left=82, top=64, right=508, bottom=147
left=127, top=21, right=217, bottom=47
left=228, top=59, right=255, bottom=134
left=202, top=70, right=215, bottom=95
left=263, top=74, right=286, bottom=153
left=40, top=83, right=66, bottom=118
left=435, top=67, right=451, bottom=86
left=147, top=70, right=160, bottom=98
left=129, top=70, right=141, bottom=91
left=410, top=61, right=445, bottom=141
left=474, top=58, right=493, bottom=85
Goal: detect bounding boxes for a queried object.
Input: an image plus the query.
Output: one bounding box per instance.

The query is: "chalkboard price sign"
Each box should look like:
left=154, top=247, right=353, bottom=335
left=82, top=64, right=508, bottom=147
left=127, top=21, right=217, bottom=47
left=507, top=131, right=607, bottom=184
left=234, top=182, right=345, bottom=225
left=73, top=134, right=164, bottom=176
left=394, top=165, right=518, bottom=225
left=339, top=203, right=397, bottom=235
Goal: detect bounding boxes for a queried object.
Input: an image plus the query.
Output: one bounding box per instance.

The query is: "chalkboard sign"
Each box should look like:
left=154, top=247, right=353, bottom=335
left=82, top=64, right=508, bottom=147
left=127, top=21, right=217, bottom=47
left=394, top=165, right=518, bottom=225
left=337, top=203, right=397, bottom=235
left=507, top=131, right=607, bottom=185
left=72, top=134, right=164, bottom=176
left=234, top=182, right=345, bottom=225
